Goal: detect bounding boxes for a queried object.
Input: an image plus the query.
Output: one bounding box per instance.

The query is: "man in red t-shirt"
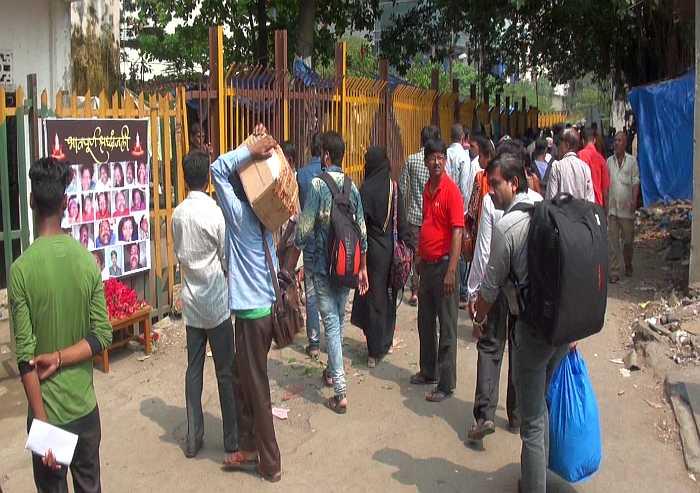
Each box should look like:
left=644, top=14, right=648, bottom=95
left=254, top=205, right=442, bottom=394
left=410, top=138, right=464, bottom=403
left=578, top=127, right=610, bottom=207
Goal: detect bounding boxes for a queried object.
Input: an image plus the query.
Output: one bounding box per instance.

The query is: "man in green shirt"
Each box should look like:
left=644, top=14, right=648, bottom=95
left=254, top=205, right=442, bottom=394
left=9, top=157, right=113, bottom=492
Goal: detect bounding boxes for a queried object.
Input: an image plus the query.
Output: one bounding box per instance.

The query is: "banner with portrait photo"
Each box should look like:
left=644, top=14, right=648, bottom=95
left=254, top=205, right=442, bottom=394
left=43, top=118, right=151, bottom=280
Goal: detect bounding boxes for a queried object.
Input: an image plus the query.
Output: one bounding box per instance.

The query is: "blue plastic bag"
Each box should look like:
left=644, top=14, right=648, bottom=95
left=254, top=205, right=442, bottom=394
left=547, top=349, right=602, bottom=483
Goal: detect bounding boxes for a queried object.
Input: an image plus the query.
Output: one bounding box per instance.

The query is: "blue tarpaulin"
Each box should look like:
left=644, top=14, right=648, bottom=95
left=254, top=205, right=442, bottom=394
left=629, top=70, right=694, bottom=205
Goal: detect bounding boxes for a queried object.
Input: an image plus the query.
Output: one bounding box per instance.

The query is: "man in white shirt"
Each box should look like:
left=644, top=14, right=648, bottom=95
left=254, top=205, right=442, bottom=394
left=466, top=148, right=543, bottom=441
left=172, top=150, right=238, bottom=463
left=607, top=131, right=640, bottom=283
left=546, top=129, right=595, bottom=202
left=447, top=123, right=474, bottom=305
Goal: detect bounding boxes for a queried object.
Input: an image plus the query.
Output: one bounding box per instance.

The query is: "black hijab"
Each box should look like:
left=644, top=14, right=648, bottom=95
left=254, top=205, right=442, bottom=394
left=360, top=146, right=392, bottom=230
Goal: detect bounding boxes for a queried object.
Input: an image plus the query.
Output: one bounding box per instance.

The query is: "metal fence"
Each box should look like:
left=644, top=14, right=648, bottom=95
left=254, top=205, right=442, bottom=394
left=0, top=84, right=187, bottom=320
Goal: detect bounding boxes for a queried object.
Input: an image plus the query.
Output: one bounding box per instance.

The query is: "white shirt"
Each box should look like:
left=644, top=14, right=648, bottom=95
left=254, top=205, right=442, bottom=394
left=607, top=153, right=640, bottom=219
left=464, top=155, right=482, bottom=209
left=446, top=142, right=472, bottom=210
left=546, top=151, right=595, bottom=203
left=468, top=189, right=543, bottom=299
left=172, top=191, right=230, bottom=329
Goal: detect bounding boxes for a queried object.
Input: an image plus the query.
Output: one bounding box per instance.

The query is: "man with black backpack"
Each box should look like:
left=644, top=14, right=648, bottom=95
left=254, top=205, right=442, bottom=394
left=295, top=131, right=369, bottom=415
left=472, top=151, right=607, bottom=493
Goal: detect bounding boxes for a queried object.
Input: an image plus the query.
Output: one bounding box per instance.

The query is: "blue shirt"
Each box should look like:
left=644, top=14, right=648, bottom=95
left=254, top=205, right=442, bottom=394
left=296, top=156, right=322, bottom=209
left=294, top=170, right=368, bottom=277
left=296, top=156, right=322, bottom=259
left=210, top=148, right=278, bottom=311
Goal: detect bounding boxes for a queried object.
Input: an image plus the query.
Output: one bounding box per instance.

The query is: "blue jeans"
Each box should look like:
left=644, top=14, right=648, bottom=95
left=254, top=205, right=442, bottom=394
left=314, top=273, right=349, bottom=396
left=303, top=255, right=321, bottom=348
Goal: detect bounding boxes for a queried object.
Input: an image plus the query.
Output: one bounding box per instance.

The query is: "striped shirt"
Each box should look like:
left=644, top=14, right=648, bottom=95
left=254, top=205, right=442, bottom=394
left=399, top=149, right=430, bottom=226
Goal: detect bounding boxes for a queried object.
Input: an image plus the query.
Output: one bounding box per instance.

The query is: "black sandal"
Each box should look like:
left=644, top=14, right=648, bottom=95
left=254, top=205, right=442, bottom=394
left=326, top=394, right=347, bottom=415
left=425, top=389, right=452, bottom=402
left=322, top=367, right=333, bottom=387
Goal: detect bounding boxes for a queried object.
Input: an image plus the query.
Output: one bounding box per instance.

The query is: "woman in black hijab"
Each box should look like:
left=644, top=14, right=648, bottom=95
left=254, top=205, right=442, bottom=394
left=351, top=146, right=413, bottom=367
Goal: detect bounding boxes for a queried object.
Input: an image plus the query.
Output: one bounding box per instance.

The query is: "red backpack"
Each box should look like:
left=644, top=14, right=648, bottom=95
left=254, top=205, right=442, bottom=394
left=319, top=172, right=362, bottom=289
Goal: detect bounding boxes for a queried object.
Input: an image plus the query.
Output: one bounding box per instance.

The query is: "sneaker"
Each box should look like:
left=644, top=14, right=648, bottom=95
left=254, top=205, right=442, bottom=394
left=467, top=419, right=496, bottom=441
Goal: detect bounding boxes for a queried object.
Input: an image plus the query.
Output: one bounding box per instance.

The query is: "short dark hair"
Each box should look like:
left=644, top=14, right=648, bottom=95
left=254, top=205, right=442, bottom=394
left=183, top=150, right=210, bottom=190
left=281, top=141, right=296, bottom=161
left=423, top=139, right=447, bottom=161
left=582, top=127, right=595, bottom=142
left=450, top=123, right=464, bottom=143
left=310, top=132, right=323, bottom=157
left=474, top=135, right=494, bottom=159
left=420, top=126, right=441, bottom=147
left=534, top=139, right=548, bottom=158
left=486, top=152, right=528, bottom=193
left=322, top=131, right=345, bottom=167
left=29, top=157, right=71, bottom=216
left=111, top=250, right=118, bottom=260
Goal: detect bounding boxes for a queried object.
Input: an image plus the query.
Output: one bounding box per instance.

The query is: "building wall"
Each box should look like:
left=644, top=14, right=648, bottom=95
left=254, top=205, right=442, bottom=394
left=0, top=0, right=72, bottom=98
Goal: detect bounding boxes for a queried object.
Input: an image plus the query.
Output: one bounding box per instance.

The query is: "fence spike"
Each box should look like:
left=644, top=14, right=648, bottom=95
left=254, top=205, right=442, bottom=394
left=40, top=89, right=48, bottom=112
left=15, top=86, right=25, bottom=107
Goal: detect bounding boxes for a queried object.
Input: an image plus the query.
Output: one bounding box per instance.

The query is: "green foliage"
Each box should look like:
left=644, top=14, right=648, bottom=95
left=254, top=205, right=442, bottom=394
left=379, top=0, right=694, bottom=93
left=122, top=0, right=381, bottom=77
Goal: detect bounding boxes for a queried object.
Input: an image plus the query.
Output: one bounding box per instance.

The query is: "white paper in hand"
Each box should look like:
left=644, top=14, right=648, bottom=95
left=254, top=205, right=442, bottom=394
left=25, top=419, right=79, bottom=466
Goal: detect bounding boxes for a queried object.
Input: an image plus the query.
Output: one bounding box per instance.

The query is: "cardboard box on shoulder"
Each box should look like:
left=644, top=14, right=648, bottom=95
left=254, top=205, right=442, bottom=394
left=237, top=133, right=299, bottom=231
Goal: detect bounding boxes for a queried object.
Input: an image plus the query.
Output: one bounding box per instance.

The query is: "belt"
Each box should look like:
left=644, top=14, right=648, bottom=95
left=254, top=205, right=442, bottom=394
left=421, top=255, right=449, bottom=265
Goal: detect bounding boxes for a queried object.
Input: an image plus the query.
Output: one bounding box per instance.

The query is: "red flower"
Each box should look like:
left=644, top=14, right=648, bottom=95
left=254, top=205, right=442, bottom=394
left=103, top=278, right=147, bottom=320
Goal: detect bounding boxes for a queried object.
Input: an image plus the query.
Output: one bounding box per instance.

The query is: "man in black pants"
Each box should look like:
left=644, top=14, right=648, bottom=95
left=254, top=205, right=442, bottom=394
left=409, top=138, right=464, bottom=402
left=172, top=150, right=238, bottom=462
left=10, top=157, right=113, bottom=492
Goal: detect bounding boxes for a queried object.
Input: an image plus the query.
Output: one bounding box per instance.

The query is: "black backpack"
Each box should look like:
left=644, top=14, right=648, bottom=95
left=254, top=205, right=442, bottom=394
left=510, top=194, right=608, bottom=345
left=319, top=172, right=362, bottom=289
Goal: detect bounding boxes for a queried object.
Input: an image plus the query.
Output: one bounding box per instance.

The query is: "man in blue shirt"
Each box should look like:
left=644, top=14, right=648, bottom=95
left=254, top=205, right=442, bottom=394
left=295, top=132, right=323, bottom=358
left=210, top=127, right=282, bottom=482
left=295, top=131, right=368, bottom=415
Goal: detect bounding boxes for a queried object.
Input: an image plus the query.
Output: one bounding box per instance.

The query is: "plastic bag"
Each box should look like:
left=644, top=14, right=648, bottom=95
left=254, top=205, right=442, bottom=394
left=547, top=349, right=602, bottom=483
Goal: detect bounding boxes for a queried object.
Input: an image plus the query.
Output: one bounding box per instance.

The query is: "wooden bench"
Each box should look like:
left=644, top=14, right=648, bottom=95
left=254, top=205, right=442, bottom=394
left=94, top=306, right=152, bottom=373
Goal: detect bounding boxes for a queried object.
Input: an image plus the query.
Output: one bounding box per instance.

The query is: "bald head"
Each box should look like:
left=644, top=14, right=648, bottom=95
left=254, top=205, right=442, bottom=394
left=559, top=128, right=581, bottom=155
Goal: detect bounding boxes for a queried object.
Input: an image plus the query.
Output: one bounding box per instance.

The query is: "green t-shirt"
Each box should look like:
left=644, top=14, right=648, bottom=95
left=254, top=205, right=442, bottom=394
left=9, top=234, right=112, bottom=425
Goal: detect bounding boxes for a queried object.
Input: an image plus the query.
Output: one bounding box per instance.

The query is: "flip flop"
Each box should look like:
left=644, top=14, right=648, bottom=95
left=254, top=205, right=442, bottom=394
left=326, top=395, right=347, bottom=415
left=222, top=451, right=259, bottom=470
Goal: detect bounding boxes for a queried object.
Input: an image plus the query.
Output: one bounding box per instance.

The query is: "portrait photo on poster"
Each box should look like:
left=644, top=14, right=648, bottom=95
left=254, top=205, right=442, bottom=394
left=43, top=118, right=152, bottom=278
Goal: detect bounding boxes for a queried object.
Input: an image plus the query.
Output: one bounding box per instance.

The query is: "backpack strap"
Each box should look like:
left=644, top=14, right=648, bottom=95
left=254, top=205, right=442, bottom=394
left=506, top=201, right=535, bottom=216
left=319, top=172, right=341, bottom=198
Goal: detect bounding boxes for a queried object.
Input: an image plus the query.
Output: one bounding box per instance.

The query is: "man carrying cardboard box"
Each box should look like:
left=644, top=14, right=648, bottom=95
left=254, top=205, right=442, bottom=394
left=209, top=125, right=283, bottom=482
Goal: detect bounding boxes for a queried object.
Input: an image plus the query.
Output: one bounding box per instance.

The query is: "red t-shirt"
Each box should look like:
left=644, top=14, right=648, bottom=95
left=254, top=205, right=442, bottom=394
left=578, top=143, right=609, bottom=206
left=419, top=174, right=465, bottom=261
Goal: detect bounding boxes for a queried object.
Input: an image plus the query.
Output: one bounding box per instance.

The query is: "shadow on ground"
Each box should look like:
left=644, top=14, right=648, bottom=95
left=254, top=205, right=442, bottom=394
left=374, top=447, right=578, bottom=493
left=139, top=397, right=229, bottom=465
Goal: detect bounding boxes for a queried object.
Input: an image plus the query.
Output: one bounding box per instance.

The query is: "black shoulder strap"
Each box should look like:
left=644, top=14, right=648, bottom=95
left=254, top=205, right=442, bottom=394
left=319, top=172, right=341, bottom=199
left=506, top=202, right=535, bottom=216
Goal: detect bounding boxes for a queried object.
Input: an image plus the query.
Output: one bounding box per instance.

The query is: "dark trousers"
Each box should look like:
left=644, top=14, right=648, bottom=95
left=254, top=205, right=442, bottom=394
left=417, top=259, right=458, bottom=393
left=29, top=406, right=101, bottom=493
left=473, top=294, right=518, bottom=424
left=233, top=315, right=281, bottom=477
left=408, top=224, right=421, bottom=293
left=185, top=317, right=238, bottom=452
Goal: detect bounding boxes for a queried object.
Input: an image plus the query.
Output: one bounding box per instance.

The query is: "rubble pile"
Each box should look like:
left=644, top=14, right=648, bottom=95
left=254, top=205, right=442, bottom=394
left=629, top=293, right=700, bottom=373
left=636, top=201, right=692, bottom=263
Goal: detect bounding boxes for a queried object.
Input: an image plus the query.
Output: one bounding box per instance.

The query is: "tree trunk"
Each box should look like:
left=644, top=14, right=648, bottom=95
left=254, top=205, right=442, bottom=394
left=255, top=0, right=269, bottom=66
left=295, top=0, right=316, bottom=67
